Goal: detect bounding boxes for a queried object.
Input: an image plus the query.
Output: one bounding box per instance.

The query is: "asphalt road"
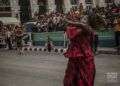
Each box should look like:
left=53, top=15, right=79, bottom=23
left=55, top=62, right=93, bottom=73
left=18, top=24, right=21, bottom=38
left=0, top=50, right=120, bottom=86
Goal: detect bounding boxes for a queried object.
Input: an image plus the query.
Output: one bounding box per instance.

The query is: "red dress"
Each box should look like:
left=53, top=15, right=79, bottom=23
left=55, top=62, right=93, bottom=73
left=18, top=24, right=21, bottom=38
left=64, top=25, right=96, bottom=86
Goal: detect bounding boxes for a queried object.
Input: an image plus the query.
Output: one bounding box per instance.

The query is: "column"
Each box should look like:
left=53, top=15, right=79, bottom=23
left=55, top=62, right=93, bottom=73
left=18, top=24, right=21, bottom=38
left=99, top=0, right=106, bottom=7
left=30, top=0, right=39, bottom=18
left=47, top=0, right=56, bottom=12
left=64, top=0, right=72, bottom=13
left=92, top=0, right=97, bottom=7
left=10, top=0, right=20, bottom=19
left=79, top=0, right=87, bottom=9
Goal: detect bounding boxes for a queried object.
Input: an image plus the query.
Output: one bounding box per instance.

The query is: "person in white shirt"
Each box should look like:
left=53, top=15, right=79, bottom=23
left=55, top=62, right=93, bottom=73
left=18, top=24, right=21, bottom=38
left=5, top=30, right=12, bottom=50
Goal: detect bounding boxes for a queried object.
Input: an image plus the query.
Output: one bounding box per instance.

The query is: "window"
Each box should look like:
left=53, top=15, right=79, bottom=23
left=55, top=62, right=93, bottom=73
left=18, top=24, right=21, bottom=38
left=37, top=0, right=47, bottom=14
left=85, top=0, right=92, bottom=4
left=38, top=0, right=46, bottom=6
left=70, top=0, right=77, bottom=5
left=0, top=0, right=10, bottom=6
left=19, top=0, right=30, bottom=6
left=0, top=0, right=11, bottom=17
left=0, top=0, right=11, bottom=12
left=105, top=0, right=112, bottom=3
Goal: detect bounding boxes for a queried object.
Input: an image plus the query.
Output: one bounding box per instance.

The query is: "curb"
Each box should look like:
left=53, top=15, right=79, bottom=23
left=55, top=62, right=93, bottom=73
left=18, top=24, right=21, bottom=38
left=22, top=47, right=67, bottom=53
left=98, top=48, right=118, bottom=55
left=22, top=47, right=118, bottom=55
left=98, top=50, right=117, bottom=55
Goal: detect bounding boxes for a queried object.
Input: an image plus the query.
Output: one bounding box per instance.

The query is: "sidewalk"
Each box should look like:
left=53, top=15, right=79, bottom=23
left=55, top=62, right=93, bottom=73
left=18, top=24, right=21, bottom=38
left=97, top=47, right=117, bottom=54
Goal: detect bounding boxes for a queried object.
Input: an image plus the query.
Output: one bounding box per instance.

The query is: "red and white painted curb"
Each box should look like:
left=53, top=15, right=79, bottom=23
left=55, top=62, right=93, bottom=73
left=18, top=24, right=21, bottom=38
left=22, top=47, right=67, bottom=53
left=22, top=47, right=118, bottom=54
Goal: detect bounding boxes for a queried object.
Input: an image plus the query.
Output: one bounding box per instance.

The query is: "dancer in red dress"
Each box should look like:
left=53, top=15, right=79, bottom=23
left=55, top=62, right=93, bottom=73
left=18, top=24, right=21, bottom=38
left=63, top=18, right=96, bottom=86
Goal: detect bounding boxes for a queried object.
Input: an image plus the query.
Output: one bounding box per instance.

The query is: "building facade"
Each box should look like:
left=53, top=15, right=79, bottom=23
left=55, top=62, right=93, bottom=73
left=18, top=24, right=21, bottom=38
left=0, top=0, right=20, bottom=19
left=0, top=0, right=12, bottom=17
left=0, top=0, right=120, bottom=23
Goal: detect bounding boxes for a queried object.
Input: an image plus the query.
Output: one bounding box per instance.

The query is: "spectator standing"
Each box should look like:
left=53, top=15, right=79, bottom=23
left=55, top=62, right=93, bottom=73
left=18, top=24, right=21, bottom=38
left=5, top=29, right=12, bottom=50
left=114, top=17, right=120, bottom=53
left=14, top=26, right=24, bottom=54
left=45, top=36, right=54, bottom=52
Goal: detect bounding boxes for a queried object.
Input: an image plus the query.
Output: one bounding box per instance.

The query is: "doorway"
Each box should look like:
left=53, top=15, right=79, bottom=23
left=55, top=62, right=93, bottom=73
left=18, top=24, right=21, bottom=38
left=55, top=0, right=64, bottom=13
left=19, top=0, right=31, bottom=23
left=38, top=0, right=47, bottom=14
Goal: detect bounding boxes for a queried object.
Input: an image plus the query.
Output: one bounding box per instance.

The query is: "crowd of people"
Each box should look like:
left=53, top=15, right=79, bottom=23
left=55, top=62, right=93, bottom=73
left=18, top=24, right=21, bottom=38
left=27, top=6, right=120, bottom=34
left=30, top=3, right=85, bottom=32
left=0, top=23, right=26, bottom=53
left=0, top=3, right=120, bottom=53
left=31, top=12, right=66, bottom=32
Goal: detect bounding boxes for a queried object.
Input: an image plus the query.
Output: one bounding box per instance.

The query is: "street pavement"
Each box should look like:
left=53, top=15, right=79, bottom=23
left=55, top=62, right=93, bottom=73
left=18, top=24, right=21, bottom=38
left=0, top=50, right=120, bottom=86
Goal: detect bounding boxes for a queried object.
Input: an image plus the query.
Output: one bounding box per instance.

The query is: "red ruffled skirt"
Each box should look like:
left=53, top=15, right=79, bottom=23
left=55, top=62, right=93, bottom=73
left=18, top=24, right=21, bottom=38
left=64, top=58, right=95, bottom=86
